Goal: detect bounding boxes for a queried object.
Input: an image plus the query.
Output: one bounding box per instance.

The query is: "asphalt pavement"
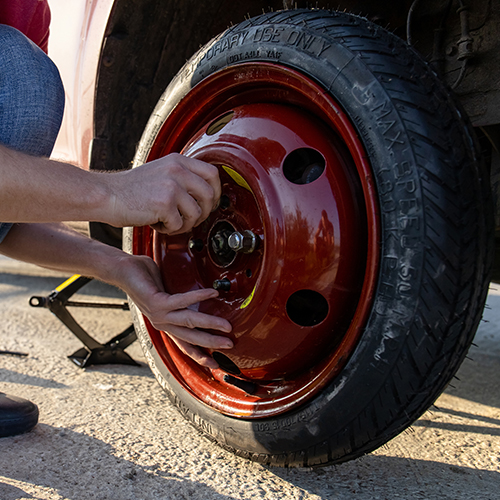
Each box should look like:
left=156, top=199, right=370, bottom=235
left=0, top=255, right=498, bottom=500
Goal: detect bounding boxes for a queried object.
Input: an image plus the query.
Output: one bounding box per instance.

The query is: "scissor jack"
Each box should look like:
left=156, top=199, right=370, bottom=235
left=29, top=274, right=138, bottom=368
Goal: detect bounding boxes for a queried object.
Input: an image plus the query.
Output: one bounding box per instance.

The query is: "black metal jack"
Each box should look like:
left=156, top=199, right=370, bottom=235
left=29, top=275, right=138, bottom=368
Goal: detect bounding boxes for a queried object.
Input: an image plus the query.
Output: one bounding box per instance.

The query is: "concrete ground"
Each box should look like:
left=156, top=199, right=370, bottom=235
left=0, top=255, right=498, bottom=500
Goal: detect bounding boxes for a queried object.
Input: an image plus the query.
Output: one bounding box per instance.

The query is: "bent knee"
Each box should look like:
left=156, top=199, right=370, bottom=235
left=0, top=25, right=65, bottom=156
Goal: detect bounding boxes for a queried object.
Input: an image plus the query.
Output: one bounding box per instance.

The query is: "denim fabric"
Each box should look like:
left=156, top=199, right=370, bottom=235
left=0, top=24, right=65, bottom=242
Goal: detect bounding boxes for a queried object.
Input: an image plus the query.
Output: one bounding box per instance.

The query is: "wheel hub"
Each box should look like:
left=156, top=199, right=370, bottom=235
left=209, top=221, right=236, bottom=266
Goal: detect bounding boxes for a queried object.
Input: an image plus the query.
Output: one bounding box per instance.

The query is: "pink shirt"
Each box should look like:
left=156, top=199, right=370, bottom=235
left=0, top=0, right=51, bottom=53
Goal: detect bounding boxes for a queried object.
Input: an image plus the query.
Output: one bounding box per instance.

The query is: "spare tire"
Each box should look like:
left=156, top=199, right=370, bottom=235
left=124, top=9, right=492, bottom=467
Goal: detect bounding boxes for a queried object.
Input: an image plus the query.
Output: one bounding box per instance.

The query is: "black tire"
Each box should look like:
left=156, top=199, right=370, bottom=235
left=124, top=9, right=493, bottom=467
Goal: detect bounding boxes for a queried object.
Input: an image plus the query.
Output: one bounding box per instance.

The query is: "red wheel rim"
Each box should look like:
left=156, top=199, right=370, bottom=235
left=133, top=63, right=380, bottom=418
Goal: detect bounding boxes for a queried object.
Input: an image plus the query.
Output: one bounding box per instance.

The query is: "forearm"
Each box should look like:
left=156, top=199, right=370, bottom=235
left=0, top=144, right=220, bottom=233
left=0, top=145, right=116, bottom=222
left=0, top=222, right=126, bottom=284
left=0, top=144, right=111, bottom=224
left=0, top=222, right=233, bottom=368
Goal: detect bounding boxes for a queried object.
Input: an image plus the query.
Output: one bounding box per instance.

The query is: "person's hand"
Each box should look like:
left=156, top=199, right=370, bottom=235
left=115, top=253, right=233, bottom=369
left=104, top=153, right=221, bottom=234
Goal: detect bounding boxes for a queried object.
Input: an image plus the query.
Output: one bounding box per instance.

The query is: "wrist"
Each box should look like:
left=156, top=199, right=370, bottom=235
left=91, top=248, right=150, bottom=298
left=80, top=170, right=119, bottom=225
left=87, top=244, right=130, bottom=286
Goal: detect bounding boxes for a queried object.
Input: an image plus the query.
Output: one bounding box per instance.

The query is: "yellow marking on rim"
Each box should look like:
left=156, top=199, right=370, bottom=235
left=222, top=166, right=252, bottom=192
left=55, top=274, right=81, bottom=292
left=240, top=286, right=256, bottom=309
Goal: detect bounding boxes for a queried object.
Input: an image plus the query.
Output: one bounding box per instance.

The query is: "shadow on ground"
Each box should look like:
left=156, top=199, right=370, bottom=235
left=0, top=425, right=241, bottom=500
left=1, top=423, right=498, bottom=500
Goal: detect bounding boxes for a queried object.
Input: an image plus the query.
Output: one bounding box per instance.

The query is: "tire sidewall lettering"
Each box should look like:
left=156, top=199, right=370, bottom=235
left=196, top=25, right=333, bottom=67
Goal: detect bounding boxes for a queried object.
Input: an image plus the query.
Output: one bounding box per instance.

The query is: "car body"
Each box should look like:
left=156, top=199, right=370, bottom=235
left=48, top=0, right=114, bottom=168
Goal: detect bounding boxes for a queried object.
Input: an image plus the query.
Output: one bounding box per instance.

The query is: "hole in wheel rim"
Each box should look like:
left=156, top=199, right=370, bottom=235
left=206, top=111, right=234, bottom=135
left=286, top=290, right=329, bottom=326
left=213, top=352, right=241, bottom=375
left=283, top=148, right=325, bottom=185
left=219, top=194, right=231, bottom=210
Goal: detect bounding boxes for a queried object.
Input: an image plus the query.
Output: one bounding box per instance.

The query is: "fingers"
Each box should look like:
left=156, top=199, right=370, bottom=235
left=164, top=288, right=219, bottom=311
left=151, top=188, right=203, bottom=235
left=160, top=154, right=220, bottom=229
left=172, top=171, right=214, bottom=228
left=164, top=323, right=233, bottom=350
left=144, top=155, right=220, bottom=234
left=165, top=322, right=232, bottom=370
left=145, top=287, right=232, bottom=345
left=169, top=336, right=220, bottom=369
left=176, top=155, right=222, bottom=212
left=162, top=308, right=232, bottom=336
left=158, top=303, right=233, bottom=370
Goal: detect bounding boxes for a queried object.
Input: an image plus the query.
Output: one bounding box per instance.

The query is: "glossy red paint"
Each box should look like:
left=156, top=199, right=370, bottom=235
left=133, top=63, right=380, bottom=417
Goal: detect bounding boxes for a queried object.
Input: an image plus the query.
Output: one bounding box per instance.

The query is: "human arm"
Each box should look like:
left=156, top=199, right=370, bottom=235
left=0, top=144, right=220, bottom=235
left=0, top=222, right=233, bottom=368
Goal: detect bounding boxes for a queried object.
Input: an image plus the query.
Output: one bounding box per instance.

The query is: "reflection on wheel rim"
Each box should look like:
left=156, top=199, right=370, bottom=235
left=132, top=63, right=380, bottom=418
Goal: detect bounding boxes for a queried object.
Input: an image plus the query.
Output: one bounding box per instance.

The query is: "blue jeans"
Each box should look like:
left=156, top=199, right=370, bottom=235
left=0, top=24, right=65, bottom=242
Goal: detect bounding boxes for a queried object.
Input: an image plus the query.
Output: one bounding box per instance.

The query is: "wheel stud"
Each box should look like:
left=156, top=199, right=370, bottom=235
left=228, top=230, right=258, bottom=253
left=213, top=278, right=231, bottom=292
left=211, top=230, right=233, bottom=257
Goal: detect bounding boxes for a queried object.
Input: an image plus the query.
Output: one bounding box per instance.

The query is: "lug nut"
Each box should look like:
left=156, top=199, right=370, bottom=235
left=213, top=278, right=231, bottom=292
left=228, top=230, right=258, bottom=254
